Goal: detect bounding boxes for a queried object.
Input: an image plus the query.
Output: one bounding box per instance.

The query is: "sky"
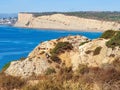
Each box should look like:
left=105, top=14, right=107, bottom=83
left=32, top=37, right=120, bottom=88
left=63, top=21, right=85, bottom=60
left=0, top=0, right=120, bottom=13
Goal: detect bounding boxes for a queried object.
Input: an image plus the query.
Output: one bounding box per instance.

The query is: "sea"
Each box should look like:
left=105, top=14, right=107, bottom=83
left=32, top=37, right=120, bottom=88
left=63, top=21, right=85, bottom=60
left=0, top=25, right=102, bottom=70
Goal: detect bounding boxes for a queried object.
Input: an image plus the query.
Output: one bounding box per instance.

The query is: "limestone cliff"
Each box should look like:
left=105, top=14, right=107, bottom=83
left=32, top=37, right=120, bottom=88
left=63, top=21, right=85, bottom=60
left=5, top=33, right=120, bottom=78
left=15, top=13, right=120, bottom=31
left=5, top=35, right=89, bottom=77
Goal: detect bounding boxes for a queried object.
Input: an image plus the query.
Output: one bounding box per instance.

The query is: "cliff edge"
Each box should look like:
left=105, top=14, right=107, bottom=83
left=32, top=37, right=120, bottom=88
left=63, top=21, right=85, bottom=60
left=2, top=30, right=120, bottom=90
left=5, top=30, right=120, bottom=78
left=15, top=13, right=120, bottom=31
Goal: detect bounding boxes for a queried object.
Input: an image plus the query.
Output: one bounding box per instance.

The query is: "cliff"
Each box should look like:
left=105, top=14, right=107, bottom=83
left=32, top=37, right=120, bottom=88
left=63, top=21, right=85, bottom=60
left=2, top=31, right=120, bottom=90
left=5, top=30, right=120, bottom=77
left=15, top=13, right=120, bottom=31
left=5, top=35, right=89, bottom=77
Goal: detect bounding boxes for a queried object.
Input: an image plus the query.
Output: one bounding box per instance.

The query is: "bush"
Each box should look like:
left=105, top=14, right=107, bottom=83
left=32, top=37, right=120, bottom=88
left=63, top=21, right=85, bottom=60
left=50, top=42, right=73, bottom=55
left=100, top=30, right=116, bottom=39
left=50, top=42, right=73, bottom=63
left=93, top=46, right=102, bottom=55
left=45, top=68, right=56, bottom=75
left=79, top=41, right=89, bottom=46
left=106, top=31, right=120, bottom=48
left=2, top=62, right=11, bottom=72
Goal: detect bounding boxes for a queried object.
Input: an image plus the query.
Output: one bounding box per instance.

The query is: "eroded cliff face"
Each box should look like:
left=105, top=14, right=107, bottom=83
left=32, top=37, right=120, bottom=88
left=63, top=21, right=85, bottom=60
left=15, top=13, right=120, bottom=31
left=15, top=13, right=33, bottom=27
left=5, top=34, right=120, bottom=78
left=5, top=35, right=89, bottom=77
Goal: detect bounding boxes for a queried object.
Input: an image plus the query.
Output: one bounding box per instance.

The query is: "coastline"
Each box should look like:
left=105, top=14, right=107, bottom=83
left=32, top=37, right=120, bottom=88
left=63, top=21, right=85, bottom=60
left=14, top=26, right=103, bottom=33
left=14, top=13, right=120, bottom=33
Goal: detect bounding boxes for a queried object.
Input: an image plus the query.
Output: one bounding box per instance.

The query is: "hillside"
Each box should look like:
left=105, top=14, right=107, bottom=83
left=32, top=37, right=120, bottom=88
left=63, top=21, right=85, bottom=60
left=15, top=13, right=120, bottom=31
left=22, top=12, right=120, bottom=23
left=1, top=30, right=120, bottom=90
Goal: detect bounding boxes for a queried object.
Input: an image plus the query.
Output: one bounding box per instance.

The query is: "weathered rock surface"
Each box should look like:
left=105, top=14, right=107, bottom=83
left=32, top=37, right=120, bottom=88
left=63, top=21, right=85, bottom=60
left=5, top=35, right=120, bottom=77
left=79, top=38, right=120, bottom=68
left=5, top=35, right=89, bottom=77
left=15, top=13, right=120, bottom=32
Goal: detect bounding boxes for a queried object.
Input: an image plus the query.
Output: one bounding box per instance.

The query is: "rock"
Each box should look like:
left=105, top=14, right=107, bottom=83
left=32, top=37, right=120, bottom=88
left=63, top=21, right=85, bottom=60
left=5, top=35, right=120, bottom=78
left=5, top=35, right=89, bottom=77
left=78, top=38, right=120, bottom=68
left=15, top=13, right=120, bottom=31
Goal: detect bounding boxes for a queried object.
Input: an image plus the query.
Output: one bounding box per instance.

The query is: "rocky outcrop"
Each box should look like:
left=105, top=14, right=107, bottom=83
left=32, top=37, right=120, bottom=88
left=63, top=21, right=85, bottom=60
left=5, top=34, right=120, bottom=78
left=15, top=13, right=120, bottom=31
left=79, top=38, right=120, bottom=68
left=5, top=35, right=89, bottom=77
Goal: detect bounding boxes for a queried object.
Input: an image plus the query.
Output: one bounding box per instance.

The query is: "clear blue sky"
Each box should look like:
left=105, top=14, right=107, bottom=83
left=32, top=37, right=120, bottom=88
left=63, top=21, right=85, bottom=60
left=0, top=0, right=120, bottom=13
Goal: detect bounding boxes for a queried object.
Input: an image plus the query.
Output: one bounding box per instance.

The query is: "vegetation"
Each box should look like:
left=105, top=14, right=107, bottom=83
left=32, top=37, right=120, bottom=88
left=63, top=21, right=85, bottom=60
left=2, top=62, right=11, bottom=72
left=50, top=42, right=73, bottom=55
left=50, top=42, right=73, bottom=63
left=45, top=68, right=56, bottom=75
left=113, top=57, right=120, bottom=72
left=79, top=41, right=89, bottom=46
left=100, top=30, right=120, bottom=48
left=106, top=31, right=120, bottom=48
left=2, top=30, right=120, bottom=89
left=76, top=64, right=89, bottom=74
left=1, top=57, right=26, bottom=72
left=28, top=11, right=120, bottom=23
left=93, top=46, right=102, bottom=55
left=100, top=30, right=116, bottom=39
left=1, top=63, right=120, bottom=90
left=0, top=73, right=26, bottom=90
left=63, top=11, right=120, bottom=23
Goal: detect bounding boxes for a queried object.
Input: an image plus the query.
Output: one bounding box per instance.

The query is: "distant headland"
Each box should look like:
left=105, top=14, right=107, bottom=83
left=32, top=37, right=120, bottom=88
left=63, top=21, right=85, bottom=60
left=14, top=12, right=120, bottom=32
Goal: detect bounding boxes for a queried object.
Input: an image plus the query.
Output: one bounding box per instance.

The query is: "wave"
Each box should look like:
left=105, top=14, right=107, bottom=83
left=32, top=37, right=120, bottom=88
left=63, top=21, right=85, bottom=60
left=0, top=51, right=30, bottom=56
left=0, top=40, right=35, bottom=44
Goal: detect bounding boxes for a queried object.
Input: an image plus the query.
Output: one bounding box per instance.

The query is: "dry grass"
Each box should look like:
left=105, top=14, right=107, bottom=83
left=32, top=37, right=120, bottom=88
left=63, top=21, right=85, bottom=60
left=0, top=73, right=26, bottom=90
left=1, top=64, right=120, bottom=90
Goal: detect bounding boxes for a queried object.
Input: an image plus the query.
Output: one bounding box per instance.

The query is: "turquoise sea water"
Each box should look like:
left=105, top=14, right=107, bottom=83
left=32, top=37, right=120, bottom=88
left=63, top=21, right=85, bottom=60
left=0, top=25, right=102, bottom=70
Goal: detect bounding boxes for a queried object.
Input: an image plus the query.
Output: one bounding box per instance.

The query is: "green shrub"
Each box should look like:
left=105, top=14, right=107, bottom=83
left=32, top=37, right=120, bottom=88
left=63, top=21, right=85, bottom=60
left=45, top=68, right=56, bottom=75
left=79, top=41, right=89, bottom=46
left=106, top=31, right=120, bottom=48
left=100, top=30, right=116, bottom=39
left=50, top=42, right=73, bottom=55
left=93, top=46, right=102, bottom=55
left=50, top=42, right=73, bottom=63
left=2, top=62, right=11, bottom=72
